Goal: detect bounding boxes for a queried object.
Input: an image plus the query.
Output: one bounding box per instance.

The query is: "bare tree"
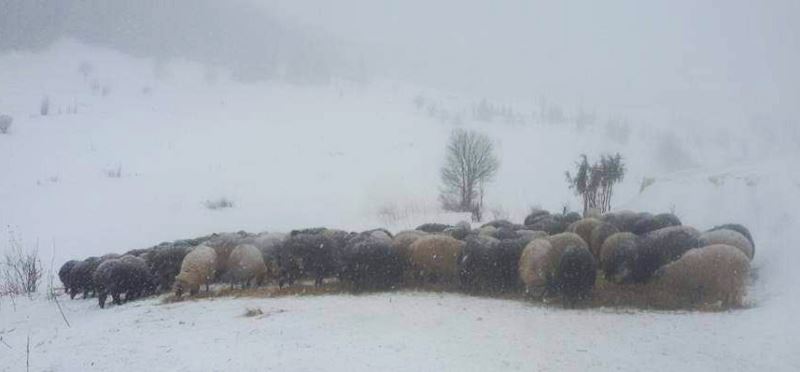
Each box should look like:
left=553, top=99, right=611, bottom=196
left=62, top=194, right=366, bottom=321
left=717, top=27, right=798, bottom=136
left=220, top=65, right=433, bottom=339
left=440, top=128, right=500, bottom=221
left=566, top=153, right=626, bottom=216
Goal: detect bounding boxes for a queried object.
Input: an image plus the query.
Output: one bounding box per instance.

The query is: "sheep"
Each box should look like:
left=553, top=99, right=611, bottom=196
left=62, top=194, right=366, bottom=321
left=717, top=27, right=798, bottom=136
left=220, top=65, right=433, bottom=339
left=486, top=237, right=531, bottom=292
left=709, top=223, right=755, bottom=258
left=556, top=245, right=597, bottom=308
left=632, top=213, right=682, bottom=235
left=518, top=233, right=589, bottom=298
left=518, top=239, right=559, bottom=297
left=699, top=229, right=754, bottom=260
left=391, top=230, right=429, bottom=263
left=600, top=210, right=641, bottom=232
left=339, top=233, right=404, bottom=291
left=205, top=231, right=253, bottom=280
left=148, top=243, right=192, bottom=292
left=525, top=213, right=578, bottom=235
left=174, top=245, right=217, bottom=298
left=223, top=244, right=267, bottom=289
left=68, top=257, right=101, bottom=299
left=599, top=232, right=638, bottom=282
left=458, top=235, right=502, bottom=292
left=244, top=232, right=288, bottom=283
left=567, top=218, right=602, bottom=246
left=119, top=255, right=157, bottom=300
left=58, top=260, right=79, bottom=295
left=282, top=228, right=347, bottom=287
left=408, top=235, right=465, bottom=285
left=93, top=259, right=124, bottom=308
left=652, top=244, right=750, bottom=308
left=615, top=226, right=702, bottom=283
left=416, top=223, right=452, bottom=233
left=444, top=221, right=471, bottom=240
left=589, top=222, right=620, bottom=259
left=523, top=209, right=551, bottom=226
left=93, top=256, right=156, bottom=308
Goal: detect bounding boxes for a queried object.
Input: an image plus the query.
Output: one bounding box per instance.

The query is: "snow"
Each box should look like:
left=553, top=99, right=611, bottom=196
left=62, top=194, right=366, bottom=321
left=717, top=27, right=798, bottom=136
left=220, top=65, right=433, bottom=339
left=2, top=291, right=798, bottom=372
left=2, top=41, right=800, bottom=371
left=0, top=292, right=800, bottom=371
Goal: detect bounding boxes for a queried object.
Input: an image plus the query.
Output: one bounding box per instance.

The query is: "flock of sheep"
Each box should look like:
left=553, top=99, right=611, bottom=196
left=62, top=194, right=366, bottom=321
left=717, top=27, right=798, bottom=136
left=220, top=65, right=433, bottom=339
left=57, top=209, right=755, bottom=310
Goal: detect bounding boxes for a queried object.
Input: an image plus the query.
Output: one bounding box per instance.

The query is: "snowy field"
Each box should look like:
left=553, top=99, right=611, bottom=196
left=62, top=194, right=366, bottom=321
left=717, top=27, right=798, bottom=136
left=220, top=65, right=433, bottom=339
left=1, top=41, right=800, bottom=371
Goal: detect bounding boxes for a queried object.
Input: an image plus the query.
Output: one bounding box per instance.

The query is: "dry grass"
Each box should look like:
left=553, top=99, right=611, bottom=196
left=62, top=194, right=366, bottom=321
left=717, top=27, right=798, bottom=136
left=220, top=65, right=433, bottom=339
left=243, top=307, right=263, bottom=317
left=160, top=274, right=751, bottom=312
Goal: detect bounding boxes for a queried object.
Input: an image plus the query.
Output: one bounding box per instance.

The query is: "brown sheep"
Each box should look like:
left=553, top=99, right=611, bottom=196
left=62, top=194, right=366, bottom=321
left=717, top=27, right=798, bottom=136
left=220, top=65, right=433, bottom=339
left=699, top=229, right=754, bottom=260
left=391, top=230, right=429, bottom=262
left=652, top=244, right=750, bottom=308
left=224, top=244, right=267, bottom=289
left=567, top=218, right=602, bottom=247
left=599, top=232, right=638, bottom=281
left=518, top=232, right=589, bottom=298
left=518, top=238, right=557, bottom=297
left=408, top=235, right=464, bottom=285
left=589, top=222, right=620, bottom=259
left=174, top=245, right=217, bottom=298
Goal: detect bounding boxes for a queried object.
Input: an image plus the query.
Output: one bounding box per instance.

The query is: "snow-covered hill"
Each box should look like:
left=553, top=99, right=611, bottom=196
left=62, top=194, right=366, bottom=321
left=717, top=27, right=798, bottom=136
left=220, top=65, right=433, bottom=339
left=1, top=41, right=799, bottom=371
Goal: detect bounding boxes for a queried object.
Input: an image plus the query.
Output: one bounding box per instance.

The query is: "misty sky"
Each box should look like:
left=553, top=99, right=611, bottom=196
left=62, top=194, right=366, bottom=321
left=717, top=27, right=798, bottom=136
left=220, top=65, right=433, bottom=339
left=259, top=0, right=800, bottom=127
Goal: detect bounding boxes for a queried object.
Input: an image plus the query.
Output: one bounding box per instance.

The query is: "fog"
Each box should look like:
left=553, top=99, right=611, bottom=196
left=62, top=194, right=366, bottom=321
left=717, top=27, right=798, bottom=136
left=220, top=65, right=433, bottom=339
left=2, top=0, right=798, bottom=130
left=259, top=0, right=800, bottom=129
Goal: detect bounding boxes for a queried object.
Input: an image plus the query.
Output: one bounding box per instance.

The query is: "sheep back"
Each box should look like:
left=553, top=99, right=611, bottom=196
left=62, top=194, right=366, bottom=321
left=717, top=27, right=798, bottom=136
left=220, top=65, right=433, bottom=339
left=653, top=244, right=750, bottom=308
left=556, top=245, right=597, bottom=307
left=339, top=235, right=403, bottom=291
left=408, top=235, right=464, bottom=284
left=175, top=245, right=217, bottom=296
left=702, top=227, right=754, bottom=260
left=224, top=244, right=267, bottom=287
left=567, top=218, right=602, bottom=246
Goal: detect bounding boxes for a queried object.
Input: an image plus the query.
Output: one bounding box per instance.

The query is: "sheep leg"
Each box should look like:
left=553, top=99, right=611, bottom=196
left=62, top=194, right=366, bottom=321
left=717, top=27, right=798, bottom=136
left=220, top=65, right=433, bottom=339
left=98, top=291, right=107, bottom=309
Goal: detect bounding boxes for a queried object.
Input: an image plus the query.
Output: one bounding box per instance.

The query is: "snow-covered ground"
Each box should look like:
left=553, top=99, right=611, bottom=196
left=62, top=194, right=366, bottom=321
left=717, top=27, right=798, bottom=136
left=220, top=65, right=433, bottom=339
left=2, top=41, right=800, bottom=371
left=2, top=291, right=798, bottom=372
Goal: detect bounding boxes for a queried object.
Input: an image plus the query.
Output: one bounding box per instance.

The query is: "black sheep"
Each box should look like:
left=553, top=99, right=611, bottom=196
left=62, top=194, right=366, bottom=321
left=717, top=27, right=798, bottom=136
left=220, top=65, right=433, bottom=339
left=459, top=236, right=526, bottom=293
left=631, top=213, right=682, bottom=235
left=523, top=209, right=551, bottom=226
left=94, top=257, right=156, bottom=308
left=459, top=235, right=501, bottom=292
left=525, top=213, right=576, bottom=235
left=148, top=243, right=192, bottom=292
left=282, top=229, right=346, bottom=287
left=58, top=260, right=79, bottom=295
left=617, top=226, right=702, bottom=283
left=555, top=246, right=597, bottom=308
left=120, top=255, right=157, bottom=300
left=338, top=233, right=403, bottom=291
left=68, top=257, right=101, bottom=299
